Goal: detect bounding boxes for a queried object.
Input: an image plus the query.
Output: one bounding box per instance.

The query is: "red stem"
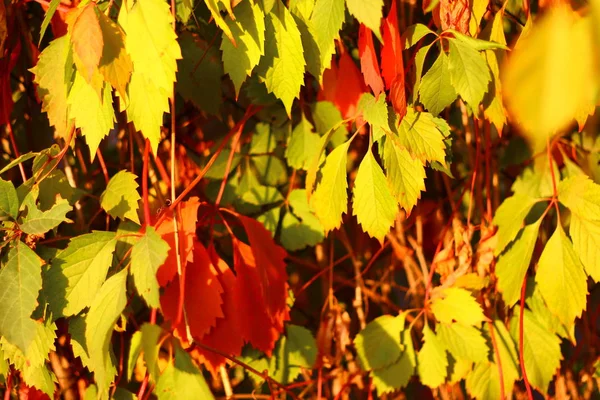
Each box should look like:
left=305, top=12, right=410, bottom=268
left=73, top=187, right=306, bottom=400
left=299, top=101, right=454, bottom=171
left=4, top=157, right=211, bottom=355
left=6, top=123, right=26, bottom=181
left=142, top=139, right=151, bottom=226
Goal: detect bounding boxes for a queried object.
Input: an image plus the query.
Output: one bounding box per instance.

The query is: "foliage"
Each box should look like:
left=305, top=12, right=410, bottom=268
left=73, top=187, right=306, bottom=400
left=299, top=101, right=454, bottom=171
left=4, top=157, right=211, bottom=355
left=1, top=0, right=600, bottom=398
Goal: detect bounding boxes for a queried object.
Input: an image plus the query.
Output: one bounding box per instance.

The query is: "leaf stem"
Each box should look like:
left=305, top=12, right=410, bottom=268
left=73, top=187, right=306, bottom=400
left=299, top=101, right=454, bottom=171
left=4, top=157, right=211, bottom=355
left=519, top=275, right=534, bottom=400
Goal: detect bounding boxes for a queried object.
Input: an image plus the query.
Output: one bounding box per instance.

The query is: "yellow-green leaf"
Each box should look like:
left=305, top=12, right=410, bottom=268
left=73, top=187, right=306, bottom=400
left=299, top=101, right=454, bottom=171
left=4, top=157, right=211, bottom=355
left=310, top=0, right=345, bottom=81
left=131, top=227, right=169, bottom=308
left=100, top=170, right=141, bottom=224
left=447, top=37, right=491, bottom=109
left=493, top=193, right=538, bottom=255
left=558, top=175, right=600, bottom=220
left=346, top=0, right=383, bottom=40
left=570, top=214, right=600, bottom=282
left=419, top=51, right=457, bottom=116
left=417, top=325, right=448, bottom=388
left=431, top=287, right=486, bottom=326
left=396, top=108, right=447, bottom=165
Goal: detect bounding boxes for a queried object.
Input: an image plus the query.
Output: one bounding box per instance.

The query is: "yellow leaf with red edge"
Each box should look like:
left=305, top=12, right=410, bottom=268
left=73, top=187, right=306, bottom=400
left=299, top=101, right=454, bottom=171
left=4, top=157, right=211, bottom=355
left=97, top=10, right=132, bottom=99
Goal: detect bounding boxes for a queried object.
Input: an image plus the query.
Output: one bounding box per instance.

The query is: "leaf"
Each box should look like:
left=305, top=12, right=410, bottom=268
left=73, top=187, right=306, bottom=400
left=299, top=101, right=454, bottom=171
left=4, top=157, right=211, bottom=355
left=371, top=329, right=416, bottom=394
left=127, top=330, right=142, bottom=381
left=252, top=155, right=287, bottom=186
left=309, top=0, right=345, bottom=81
left=97, top=10, right=133, bottom=99
left=558, top=175, right=600, bottom=220
left=280, top=189, right=325, bottom=251
left=331, top=52, right=368, bottom=118
left=0, top=242, right=43, bottom=352
left=396, top=108, right=447, bottom=164
left=352, top=147, right=399, bottom=242
left=431, top=287, right=486, bottom=326
left=66, top=71, right=115, bottom=159
left=45, top=231, right=117, bottom=317
left=21, top=365, right=57, bottom=397
left=161, top=240, right=224, bottom=339
left=447, top=37, right=491, bottom=109
left=30, top=35, right=74, bottom=140
left=100, top=170, right=141, bottom=224
left=510, top=310, right=562, bottom=392
left=437, top=322, right=488, bottom=363
left=285, top=116, right=321, bottom=170
left=0, top=178, right=19, bottom=219
left=355, top=314, right=405, bottom=370
left=346, top=0, right=383, bottom=40
left=402, top=23, right=436, bottom=49
left=417, top=324, right=448, bottom=388
left=85, top=269, right=128, bottom=397
left=358, top=25, right=384, bottom=96
left=0, top=319, right=56, bottom=370
left=69, top=316, right=91, bottom=368
left=155, top=341, right=214, bottom=400
left=220, top=0, right=265, bottom=95
left=0, top=152, right=38, bottom=175
left=381, top=0, right=404, bottom=90
left=311, top=101, right=347, bottom=147
left=272, top=324, right=318, bottom=383
left=382, top=136, right=426, bottom=213
left=310, top=139, right=351, bottom=232
left=20, top=192, right=71, bottom=236
left=496, top=220, right=541, bottom=307
left=177, top=33, right=223, bottom=115
left=503, top=8, right=596, bottom=144
left=449, top=30, right=509, bottom=51
left=418, top=51, right=457, bottom=115
left=122, top=0, right=181, bottom=94
left=66, top=4, right=103, bottom=83
left=358, top=93, right=389, bottom=141
left=570, top=214, right=600, bottom=282
left=140, top=323, right=162, bottom=382
left=493, top=194, right=538, bottom=255
left=204, top=0, right=234, bottom=45
left=255, top=1, right=305, bottom=115
left=535, top=224, right=588, bottom=326
left=131, top=227, right=170, bottom=308
left=39, top=0, right=61, bottom=45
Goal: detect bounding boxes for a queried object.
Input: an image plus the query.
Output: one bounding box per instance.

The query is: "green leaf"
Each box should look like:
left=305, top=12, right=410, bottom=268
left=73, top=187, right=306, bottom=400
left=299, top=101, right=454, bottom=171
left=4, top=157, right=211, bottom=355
left=250, top=123, right=277, bottom=154
left=402, top=23, right=436, bottom=49
left=38, top=170, right=76, bottom=210
left=0, top=241, right=43, bottom=352
left=493, top=194, right=538, bottom=255
left=131, top=227, right=169, bottom=308
left=100, top=170, right=141, bottom=224
left=311, top=101, right=347, bottom=147
left=396, top=108, right=447, bottom=165
left=413, top=43, right=434, bottom=95
left=382, top=136, right=426, bottom=213
left=46, top=231, right=117, bottom=317
left=310, top=139, right=351, bottom=232
left=535, top=224, right=588, bottom=325
left=0, top=152, right=38, bottom=176
left=177, top=32, right=223, bottom=115
left=290, top=1, right=322, bottom=78
left=431, top=287, right=486, bottom=326
left=355, top=314, right=405, bottom=370
left=241, top=184, right=284, bottom=206
left=449, top=30, right=510, bottom=51
left=352, top=147, right=399, bottom=242
left=155, top=341, right=214, bottom=400
left=256, top=1, right=306, bottom=115
left=0, top=179, right=18, bottom=219
left=285, top=116, right=322, bottom=170
left=346, top=0, right=383, bottom=40
left=221, top=0, right=265, bottom=95
left=0, top=319, right=56, bottom=370
left=67, top=71, right=115, bottom=159
left=39, top=0, right=61, bottom=44
left=141, top=323, right=162, bottom=382
left=437, top=322, right=488, bottom=363
left=85, top=268, right=128, bottom=397
left=419, top=51, right=457, bottom=116
left=204, top=0, right=234, bottom=44
left=272, top=324, right=318, bottom=383
left=371, top=329, right=416, bottom=394
left=417, top=324, right=448, bottom=388
left=570, top=214, right=600, bottom=282
left=30, top=35, right=74, bottom=140
left=69, top=316, right=92, bottom=368
left=252, top=155, right=287, bottom=186
left=558, top=175, right=600, bottom=220
left=127, top=330, right=142, bottom=382
left=310, top=0, right=345, bottom=81
left=20, top=186, right=72, bottom=235
left=281, top=189, right=325, bottom=251
left=358, top=93, right=389, bottom=141
left=511, top=156, right=560, bottom=198
left=496, top=220, right=541, bottom=307
left=447, top=38, right=491, bottom=108
left=22, top=364, right=57, bottom=397
left=509, top=310, right=562, bottom=393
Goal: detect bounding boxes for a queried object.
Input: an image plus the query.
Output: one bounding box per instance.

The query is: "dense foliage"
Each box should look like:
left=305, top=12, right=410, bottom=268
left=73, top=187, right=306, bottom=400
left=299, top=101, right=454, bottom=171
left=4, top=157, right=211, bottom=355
left=1, top=0, right=600, bottom=398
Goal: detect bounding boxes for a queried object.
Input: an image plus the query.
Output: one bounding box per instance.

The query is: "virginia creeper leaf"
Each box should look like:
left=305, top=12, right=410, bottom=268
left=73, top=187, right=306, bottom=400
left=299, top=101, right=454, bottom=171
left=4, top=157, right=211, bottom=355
left=417, top=325, right=448, bottom=388
left=19, top=188, right=71, bottom=235
left=130, top=227, right=169, bottom=309
left=396, top=108, right=447, bottom=164
left=431, top=287, right=486, bottom=326
left=558, top=175, right=600, bottom=220
left=380, top=0, right=404, bottom=90
left=358, top=93, right=389, bottom=141
left=371, top=329, right=416, bottom=394
left=447, top=37, right=491, bottom=109
left=97, top=10, right=133, bottom=99
left=0, top=179, right=19, bottom=219
left=358, top=25, right=384, bottom=96
left=570, top=214, right=600, bottom=282
left=66, top=4, right=103, bottom=83
left=437, top=322, right=488, bottom=363
left=100, top=170, right=141, bottom=224
left=0, top=242, right=43, bottom=353
left=286, top=116, right=321, bottom=170
left=402, top=23, right=436, bottom=49
left=352, top=147, right=398, bottom=243
left=309, top=0, right=345, bottom=81
left=346, top=0, right=383, bottom=41
left=419, top=51, right=457, bottom=115
left=355, top=313, right=405, bottom=370
left=493, top=193, right=538, bottom=255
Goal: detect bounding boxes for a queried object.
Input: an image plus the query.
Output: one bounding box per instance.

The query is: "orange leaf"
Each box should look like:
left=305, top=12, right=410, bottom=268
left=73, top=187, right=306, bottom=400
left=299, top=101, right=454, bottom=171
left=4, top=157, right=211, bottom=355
left=66, top=3, right=103, bottom=82
left=390, top=73, right=407, bottom=120
left=317, top=58, right=338, bottom=104
left=440, top=0, right=470, bottom=33
left=18, top=384, right=51, bottom=400
left=380, top=0, right=404, bottom=90
left=334, top=52, right=368, bottom=119
left=161, top=240, right=224, bottom=339
left=155, top=197, right=201, bottom=286
left=358, top=24, right=384, bottom=97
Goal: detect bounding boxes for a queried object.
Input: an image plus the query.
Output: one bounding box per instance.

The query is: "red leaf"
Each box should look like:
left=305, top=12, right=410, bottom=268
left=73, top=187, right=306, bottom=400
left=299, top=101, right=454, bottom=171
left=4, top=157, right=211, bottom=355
left=236, top=214, right=288, bottom=318
left=161, top=239, right=224, bottom=339
left=358, top=24, right=384, bottom=97
left=318, top=57, right=339, bottom=104
left=0, top=39, right=20, bottom=125
left=380, top=0, right=404, bottom=90
left=18, top=384, right=51, bottom=400
left=390, top=74, right=407, bottom=120
left=155, top=197, right=201, bottom=286
left=232, top=239, right=288, bottom=353
left=440, top=0, right=470, bottom=33
left=334, top=52, right=368, bottom=119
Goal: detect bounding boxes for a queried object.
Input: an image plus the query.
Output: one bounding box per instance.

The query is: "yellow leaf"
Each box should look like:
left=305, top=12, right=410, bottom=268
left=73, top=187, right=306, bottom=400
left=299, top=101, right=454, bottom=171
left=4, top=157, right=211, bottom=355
left=97, top=10, right=133, bottom=99
left=66, top=4, right=104, bottom=84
